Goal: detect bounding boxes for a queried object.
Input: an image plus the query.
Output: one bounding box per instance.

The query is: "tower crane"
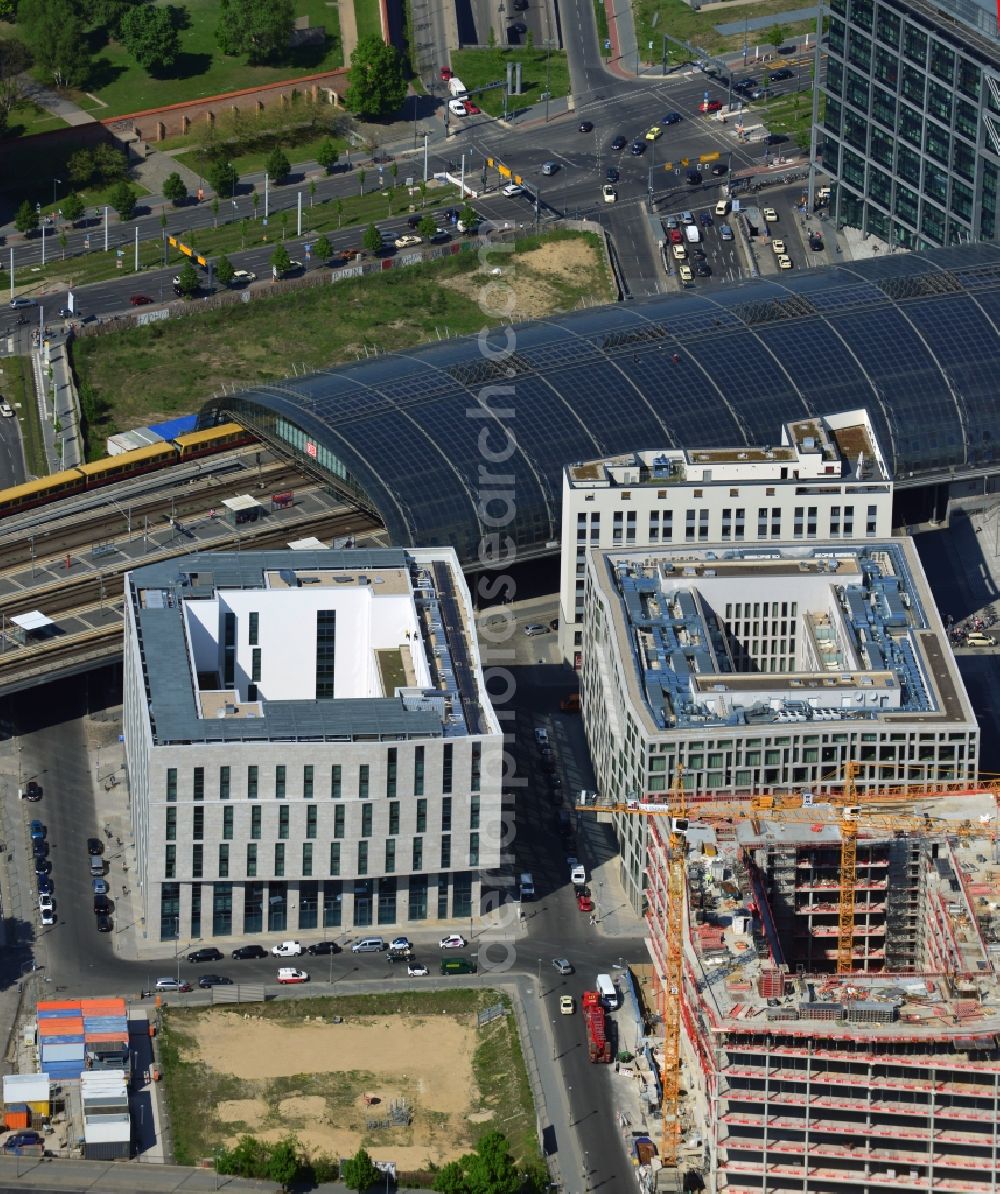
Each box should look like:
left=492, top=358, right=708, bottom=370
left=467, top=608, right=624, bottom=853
left=576, top=774, right=998, bottom=1170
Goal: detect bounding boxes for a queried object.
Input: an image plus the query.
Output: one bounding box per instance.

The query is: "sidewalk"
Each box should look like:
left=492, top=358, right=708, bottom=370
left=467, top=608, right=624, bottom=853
left=17, top=73, right=96, bottom=127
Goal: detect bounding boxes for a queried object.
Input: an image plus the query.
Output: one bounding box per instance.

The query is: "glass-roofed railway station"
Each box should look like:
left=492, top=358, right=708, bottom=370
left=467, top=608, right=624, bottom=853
left=203, top=244, right=1000, bottom=566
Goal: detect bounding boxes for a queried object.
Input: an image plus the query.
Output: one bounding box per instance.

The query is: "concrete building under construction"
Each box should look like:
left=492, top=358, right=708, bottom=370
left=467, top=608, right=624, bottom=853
left=644, top=796, right=1000, bottom=1193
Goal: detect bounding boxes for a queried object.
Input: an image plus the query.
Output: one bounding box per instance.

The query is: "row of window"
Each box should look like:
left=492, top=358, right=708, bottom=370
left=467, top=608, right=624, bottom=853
left=164, top=832, right=480, bottom=879
left=164, top=795, right=476, bottom=842
left=160, top=872, right=475, bottom=938
left=164, top=743, right=477, bottom=801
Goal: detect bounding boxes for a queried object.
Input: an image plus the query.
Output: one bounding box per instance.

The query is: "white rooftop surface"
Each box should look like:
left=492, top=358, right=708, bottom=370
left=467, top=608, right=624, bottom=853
left=11, top=611, right=53, bottom=631
left=2, top=1074, right=49, bottom=1102
left=183, top=566, right=432, bottom=706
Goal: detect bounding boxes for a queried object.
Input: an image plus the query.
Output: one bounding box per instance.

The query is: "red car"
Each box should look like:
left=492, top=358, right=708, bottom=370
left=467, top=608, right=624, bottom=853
left=129, top=294, right=154, bottom=306
left=668, top=228, right=683, bottom=244
left=700, top=100, right=723, bottom=113
left=440, top=66, right=453, bottom=81
left=577, top=893, right=594, bottom=912
left=463, top=99, right=481, bottom=114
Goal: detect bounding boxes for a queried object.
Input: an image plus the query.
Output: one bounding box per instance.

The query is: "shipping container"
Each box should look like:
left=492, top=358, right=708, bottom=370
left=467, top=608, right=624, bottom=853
left=4, top=1107, right=30, bottom=1130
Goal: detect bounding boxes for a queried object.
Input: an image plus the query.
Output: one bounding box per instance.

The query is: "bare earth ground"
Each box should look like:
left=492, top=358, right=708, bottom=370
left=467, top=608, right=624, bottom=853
left=190, top=1010, right=480, bottom=1169
left=440, top=236, right=608, bottom=320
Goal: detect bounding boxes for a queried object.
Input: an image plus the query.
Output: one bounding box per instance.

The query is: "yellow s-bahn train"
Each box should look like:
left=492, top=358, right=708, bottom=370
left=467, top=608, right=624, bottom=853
left=0, top=423, right=252, bottom=518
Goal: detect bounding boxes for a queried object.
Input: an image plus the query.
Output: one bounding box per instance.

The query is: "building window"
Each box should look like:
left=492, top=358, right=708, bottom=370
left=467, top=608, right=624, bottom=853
left=442, top=743, right=453, bottom=794
left=250, top=647, right=261, bottom=684
left=334, top=805, right=345, bottom=839
left=223, top=806, right=233, bottom=840
left=223, top=611, right=236, bottom=687
left=389, top=801, right=400, bottom=835
left=409, top=875, right=428, bottom=920
left=298, top=880, right=318, bottom=931
left=191, top=886, right=201, bottom=938
left=219, top=766, right=230, bottom=800
left=279, top=806, right=289, bottom=839
left=385, top=840, right=396, bottom=872
left=442, top=796, right=452, bottom=832
left=359, top=764, right=369, bottom=799
left=469, top=832, right=479, bottom=866
left=165, top=844, right=176, bottom=878
left=329, top=842, right=340, bottom=876
left=315, top=610, right=337, bottom=698
left=387, top=747, right=397, bottom=798
left=274, top=843, right=285, bottom=876
left=414, top=746, right=424, bottom=796
left=441, top=835, right=451, bottom=868
left=437, top=875, right=450, bottom=919
left=166, top=808, right=176, bottom=841
left=248, top=611, right=259, bottom=645
left=302, top=842, right=313, bottom=876
left=470, top=795, right=480, bottom=831
left=470, top=742, right=481, bottom=792
left=193, top=807, right=204, bottom=841
left=413, top=837, right=423, bottom=870
left=192, top=768, right=204, bottom=801
left=358, top=841, right=368, bottom=875
left=213, top=884, right=233, bottom=937
left=247, top=765, right=258, bottom=800
left=303, top=764, right=313, bottom=799
left=218, top=844, right=229, bottom=878
left=251, top=805, right=262, bottom=840
left=416, top=798, right=427, bottom=833
left=306, top=805, right=317, bottom=839
left=246, top=843, right=257, bottom=877
left=275, top=765, right=286, bottom=799
left=166, top=768, right=177, bottom=802
left=192, top=844, right=203, bottom=879
left=867, top=504, right=878, bottom=534
left=331, top=764, right=341, bottom=799
left=361, top=803, right=373, bottom=837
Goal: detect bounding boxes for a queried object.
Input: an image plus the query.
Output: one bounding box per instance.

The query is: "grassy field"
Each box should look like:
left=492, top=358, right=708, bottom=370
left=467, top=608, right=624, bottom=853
left=4, top=100, right=69, bottom=138
left=174, top=132, right=351, bottom=180
left=633, top=0, right=819, bottom=62
left=0, top=356, right=45, bottom=477
left=758, top=88, right=821, bottom=149
left=70, top=228, right=611, bottom=443
left=159, top=989, right=543, bottom=1183
left=352, top=0, right=385, bottom=44
left=450, top=48, right=570, bottom=116
left=593, top=0, right=611, bottom=59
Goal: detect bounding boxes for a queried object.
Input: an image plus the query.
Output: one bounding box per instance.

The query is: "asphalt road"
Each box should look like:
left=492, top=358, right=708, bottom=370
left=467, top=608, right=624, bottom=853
left=0, top=410, right=24, bottom=490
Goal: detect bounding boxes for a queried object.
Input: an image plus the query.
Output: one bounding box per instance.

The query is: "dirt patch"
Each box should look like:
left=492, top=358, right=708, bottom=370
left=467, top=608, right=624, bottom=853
left=439, top=234, right=609, bottom=320
left=185, top=1009, right=478, bottom=1166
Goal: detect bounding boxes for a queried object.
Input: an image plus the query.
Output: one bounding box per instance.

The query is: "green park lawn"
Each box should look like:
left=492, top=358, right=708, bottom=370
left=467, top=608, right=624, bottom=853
left=173, top=131, right=351, bottom=181
left=352, top=0, right=385, bottom=45
left=633, top=0, right=821, bottom=64
left=449, top=48, right=570, bottom=116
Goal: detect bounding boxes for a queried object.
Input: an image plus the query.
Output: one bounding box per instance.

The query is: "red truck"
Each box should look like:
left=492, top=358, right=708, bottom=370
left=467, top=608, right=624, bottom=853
left=582, top=990, right=612, bottom=1062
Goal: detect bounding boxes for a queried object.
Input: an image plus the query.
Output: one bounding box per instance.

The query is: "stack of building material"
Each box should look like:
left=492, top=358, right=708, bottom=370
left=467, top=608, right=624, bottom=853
left=80, top=1071, right=130, bottom=1160
left=36, top=1005, right=85, bottom=1080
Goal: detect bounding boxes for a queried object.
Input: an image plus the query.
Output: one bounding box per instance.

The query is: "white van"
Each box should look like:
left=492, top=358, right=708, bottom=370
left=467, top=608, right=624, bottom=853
left=596, top=973, right=619, bottom=1009
left=715, top=198, right=729, bottom=216
left=967, top=633, right=996, bottom=646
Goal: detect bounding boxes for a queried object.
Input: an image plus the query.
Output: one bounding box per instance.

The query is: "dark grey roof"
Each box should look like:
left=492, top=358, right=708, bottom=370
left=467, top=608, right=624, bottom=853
left=128, top=549, right=443, bottom=745
left=204, top=243, right=1000, bottom=565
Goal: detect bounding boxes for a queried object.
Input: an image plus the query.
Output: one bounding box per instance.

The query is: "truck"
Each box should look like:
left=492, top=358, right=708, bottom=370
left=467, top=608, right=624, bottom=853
left=448, top=77, right=467, bottom=97
left=684, top=224, right=701, bottom=244
left=582, top=990, right=613, bottom=1062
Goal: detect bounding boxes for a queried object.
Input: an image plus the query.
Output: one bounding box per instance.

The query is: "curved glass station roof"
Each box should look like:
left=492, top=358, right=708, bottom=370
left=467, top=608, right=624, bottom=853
left=207, top=243, right=1000, bottom=564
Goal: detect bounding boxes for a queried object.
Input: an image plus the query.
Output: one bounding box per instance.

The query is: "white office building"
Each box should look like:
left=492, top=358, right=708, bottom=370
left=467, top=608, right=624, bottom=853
left=122, top=548, right=502, bottom=944
left=559, top=410, right=894, bottom=667
left=580, top=539, right=979, bottom=913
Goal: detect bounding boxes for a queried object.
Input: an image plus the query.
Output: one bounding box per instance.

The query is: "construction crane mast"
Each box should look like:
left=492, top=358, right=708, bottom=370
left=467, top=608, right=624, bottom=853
left=660, top=764, right=685, bottom=1168
left=836, top=761, right=860, bottom=975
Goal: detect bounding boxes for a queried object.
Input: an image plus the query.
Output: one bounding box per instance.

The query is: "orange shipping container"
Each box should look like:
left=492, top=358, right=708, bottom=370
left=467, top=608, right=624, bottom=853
left=4, top=1110, right=29, bottom=1130
left=36, top=1001, right=81, bottom=1014
left=84, top=1033, right=128, bottom=1044
left=80, top=999, right=127, bottom=1015
left=38, top=1018, right=84, bottom=1037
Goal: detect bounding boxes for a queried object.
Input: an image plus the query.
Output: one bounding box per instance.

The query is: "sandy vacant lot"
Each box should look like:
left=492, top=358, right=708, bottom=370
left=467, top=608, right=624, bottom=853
left=188, top=1010, right=480, bottom=1168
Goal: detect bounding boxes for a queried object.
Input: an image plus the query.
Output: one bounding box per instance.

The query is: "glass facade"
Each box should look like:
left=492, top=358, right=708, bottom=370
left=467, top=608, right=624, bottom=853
left=821, top=0, right=999, bottom=248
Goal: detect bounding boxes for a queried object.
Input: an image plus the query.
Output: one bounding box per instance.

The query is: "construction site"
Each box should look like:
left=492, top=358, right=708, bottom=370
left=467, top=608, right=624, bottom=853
left=627, top=784, right=1000, bottom=1194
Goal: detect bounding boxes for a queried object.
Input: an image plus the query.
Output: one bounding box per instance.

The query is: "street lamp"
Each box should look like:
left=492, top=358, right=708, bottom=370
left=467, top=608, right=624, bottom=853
left=52, top=178, right=60, bottom=207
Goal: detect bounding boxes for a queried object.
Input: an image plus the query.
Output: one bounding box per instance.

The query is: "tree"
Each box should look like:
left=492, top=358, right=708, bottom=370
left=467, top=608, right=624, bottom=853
left=462, top=1131, right=521, bottom=1194
left=340, top=1147, right=380, bottom=1192
left=15, top=200, right=38, bottom=236
left=486, top=25, right=496, bottom=48
left=765, top=22, right=789, bottom=49
left=270, top=243, right=291, bottom=274
left=362, top=222, right=382, bottom=255
left=312, top=234, right=332, bottom=262
left=357, top=166, right=366, bottom=196
left=216, top=0, right=294, bottom=65
left=418, top=214, right=437, bottom=240
left=19, top=0, right=91, bottom=87
left=58, top=228, right=68, bottom=258
left=61, top=192, right=84, bottom=224
left=175, top=259, right=200, bottom=297
left=308, top=178, right=317, bottom=206
left=459, top=202, right=478, bottom=229
left=211, top=195, right=219, bottom=226
left=433, top=1161, right=468, bottom=1193
left=334, top=198, right=343, bottom=228
left=344, top=35, right=407, bottom=119
left=316, top=137, right=339, bottom=174
left=0, top=38, right=31, bottom=136
left=67, top=148, right=95, bottom=188
left=162, top=171, right=187, bottom=206
left=207, top=159, right=239, bottom=198
left=264, top=1138, right=300, bottom=1191
left=265, top=147, right=290, bottom=184
left=525, top=28, right=534, bottom=49
left=120, top=5, right=180, bottom=73
left=93, top=143, right=128, bottom=184
left=109, top=180, right=137, bottom=220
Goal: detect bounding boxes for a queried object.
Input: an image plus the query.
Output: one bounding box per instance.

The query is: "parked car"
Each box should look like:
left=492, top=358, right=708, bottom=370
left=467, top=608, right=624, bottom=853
left=523, top=623, right=547, bottom=636
left=154, top=978, right=192, bottom=992
left=33, top=857, right=49, bottom=876
left=439, top=934, right=467, bottom=949
left=277, top=967, right=310, bottom=984
left=32, top=838, right=48, bottom=857
left=3, top=1131, right=42, bottom=1150
left=351, top=937, right=386, bottom=953
left=198, top=974, right=233, bottom=988
left=390, top=936, right=412, bottom=952
left=36, top=876, right=53, bottom=896
left=87, top=838, right=103, bottom=856
left=92, top=877, right=109, bottom=895
left=38, top=894, right=54, bottom=915
left=552, top=958, right=574, bottom=975
left=96, top=913, right=113, bottom=932
left=40, top=906, right=55, bottom=926
left=23, top=781, right=42, bottom=802
left=0, top=402, right=12, bottom=418
left=232, top=944, right=268, bottom=960
left=188, top=947, right=224, bottom=963
left=407, top=961, right=429, bottom=977
left=306, top=940, right=340, bottom=956
left=29, top=820, right=45, bottom=840
left=271, top=940, right=304, bottom=957
left=577, top=892, right=594, bottom=911
left=93, top=895, right=111, bottom=915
